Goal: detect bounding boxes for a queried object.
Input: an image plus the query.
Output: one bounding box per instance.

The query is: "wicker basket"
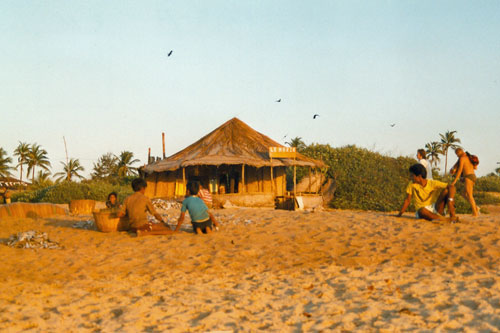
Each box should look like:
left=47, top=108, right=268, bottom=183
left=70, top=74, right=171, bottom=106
left=93, top=210, right=128, bottom=232
left=69, top=199, right=95, bottom=215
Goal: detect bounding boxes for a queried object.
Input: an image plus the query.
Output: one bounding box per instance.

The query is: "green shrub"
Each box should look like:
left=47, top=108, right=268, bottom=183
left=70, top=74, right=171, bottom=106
left=12, top=180, right=133, bottom=204
left=298, top=144, right=415, bottom=211
left=475, top=175, right=500, bottom=192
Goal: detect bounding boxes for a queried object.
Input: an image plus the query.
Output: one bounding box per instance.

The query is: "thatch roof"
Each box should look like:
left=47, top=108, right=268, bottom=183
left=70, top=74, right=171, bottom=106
left=142, top=117, right=325, bottom=174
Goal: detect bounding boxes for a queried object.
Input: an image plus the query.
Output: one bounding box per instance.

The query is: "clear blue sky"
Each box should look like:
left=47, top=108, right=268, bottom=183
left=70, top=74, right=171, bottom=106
left=1, top=1, right=499, bottom=178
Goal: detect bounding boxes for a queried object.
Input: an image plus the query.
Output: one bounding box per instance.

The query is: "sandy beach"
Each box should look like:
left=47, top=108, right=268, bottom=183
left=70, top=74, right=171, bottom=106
left=1, top=207, right=500, bottom=332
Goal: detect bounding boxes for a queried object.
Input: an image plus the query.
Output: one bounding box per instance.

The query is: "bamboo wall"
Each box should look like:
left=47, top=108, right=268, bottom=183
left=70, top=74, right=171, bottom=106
left=144, top=165, right=286, bottom=198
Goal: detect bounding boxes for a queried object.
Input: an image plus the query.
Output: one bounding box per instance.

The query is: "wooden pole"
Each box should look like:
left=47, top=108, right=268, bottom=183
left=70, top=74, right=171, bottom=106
left=241, top=164, right=245, bottom=193
left=308, top=167, right=312, bottom=193
left=270, top=158, right=274, bottom=195
left=182, top=167, right=186, bottom=195
left=318, top=169, right=322, bottom=195
left=148, top=147, right=151, bottom=164
left=162, top=132, right=166, bottom=159
left=293, top=165, right=296, bottom=198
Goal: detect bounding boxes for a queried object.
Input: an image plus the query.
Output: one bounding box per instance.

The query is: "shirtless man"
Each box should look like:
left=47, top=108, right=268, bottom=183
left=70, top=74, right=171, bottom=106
left=450, top=148, right=479, bottom=216
left=118, top=178, right=174, bottom=236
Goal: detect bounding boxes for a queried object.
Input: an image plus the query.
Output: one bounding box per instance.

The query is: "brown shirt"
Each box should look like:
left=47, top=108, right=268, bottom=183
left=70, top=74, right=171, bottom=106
left=120, top=192, right=157, bottom=229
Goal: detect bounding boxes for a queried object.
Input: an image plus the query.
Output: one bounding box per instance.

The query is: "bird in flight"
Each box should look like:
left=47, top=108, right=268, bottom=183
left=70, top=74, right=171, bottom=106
left=167, top=50, right=173, bottom=57
left=275, top=99, right=281, bottom=103
left=390, top=123, right=396, bottom=127
left=313, top=114, right=320, bottom=119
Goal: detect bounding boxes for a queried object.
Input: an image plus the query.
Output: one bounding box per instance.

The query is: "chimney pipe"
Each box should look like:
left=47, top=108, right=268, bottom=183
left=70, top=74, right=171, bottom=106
left=162, top=132, right=166, bottom=159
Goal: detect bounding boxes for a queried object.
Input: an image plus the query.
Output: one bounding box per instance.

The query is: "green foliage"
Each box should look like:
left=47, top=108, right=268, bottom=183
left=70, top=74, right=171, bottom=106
left=11, top=180, right=133, bottom=204
left=475, top=175, right=500, bottom=192
left=298, top=144, right=415, bottom=211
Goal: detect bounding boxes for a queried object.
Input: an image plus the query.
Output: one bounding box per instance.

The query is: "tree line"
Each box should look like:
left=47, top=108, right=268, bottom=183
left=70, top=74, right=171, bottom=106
left=0, top=142, right=141, bottom=185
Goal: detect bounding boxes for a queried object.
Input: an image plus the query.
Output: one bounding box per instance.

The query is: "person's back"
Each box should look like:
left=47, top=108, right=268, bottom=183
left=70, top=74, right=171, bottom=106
left=122, top=191, right=153, bottom=229
left=182, top=195, right=210, bottom=223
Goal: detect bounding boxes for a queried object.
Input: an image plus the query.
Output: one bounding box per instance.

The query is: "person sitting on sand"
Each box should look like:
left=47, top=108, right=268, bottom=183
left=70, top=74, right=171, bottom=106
left=450, top=148, right=479, bottom=216
left=175, top=181, right=220, bottom=234
left=397, top=164, right=458, bottom=222
left=197, top=183, right=213, bottom=208
left=106, top=192, right=120, bottom=210
left=117, top=178, right=173, bottom=236
left=417, top=149, right=433, bottom=180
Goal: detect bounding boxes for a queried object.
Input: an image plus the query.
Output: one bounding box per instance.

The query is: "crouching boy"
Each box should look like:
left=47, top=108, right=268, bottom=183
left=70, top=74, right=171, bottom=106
left=118, top=178, right=173, bottom=236
left=397, top=164, right=458, bottom=222
left=175, top=181, right=220, bottom=234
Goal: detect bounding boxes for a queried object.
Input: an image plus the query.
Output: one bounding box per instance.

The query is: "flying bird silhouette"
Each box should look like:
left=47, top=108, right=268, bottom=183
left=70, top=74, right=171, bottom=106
left=313, top=114, right=320, bottom=119
left=390, top=123, right=396, bottom=127
left=167, top=50, right=173, bottom=57
left=275, top=99, right=281, bottom=103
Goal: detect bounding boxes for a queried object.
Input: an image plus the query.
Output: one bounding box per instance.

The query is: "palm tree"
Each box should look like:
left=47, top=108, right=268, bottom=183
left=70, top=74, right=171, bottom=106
left=425, top=141, right=442, bottom=168
left=92, top=153, right=119, bottom=179
left=0, top=147, right=13, bottom=178
left=26, top=144, right=51, bottom=182
left=13, top=141, right=30, bottom=183
left=54, top=158, right=85, bottom=182
left=439, top=130, right=461, bottom=175
left=32, top=170, right=53, bottom=187
left=285, top=137, right=306, bottom=152
left=116, top=151, right=139, bottom=177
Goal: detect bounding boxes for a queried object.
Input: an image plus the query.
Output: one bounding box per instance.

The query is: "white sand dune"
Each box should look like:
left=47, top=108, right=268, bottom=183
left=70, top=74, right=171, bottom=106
left=1, top=207, right=500, bottom=331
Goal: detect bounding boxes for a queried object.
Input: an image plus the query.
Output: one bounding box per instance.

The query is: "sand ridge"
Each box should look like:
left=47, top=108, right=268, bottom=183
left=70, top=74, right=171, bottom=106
left=1, top=208, right=500, bottom=331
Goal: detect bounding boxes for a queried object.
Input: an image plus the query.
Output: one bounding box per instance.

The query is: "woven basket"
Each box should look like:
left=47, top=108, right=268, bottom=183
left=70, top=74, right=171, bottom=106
left=93, top=210, right=128, bottom=232
left=69, top=200, right=95, bottom=215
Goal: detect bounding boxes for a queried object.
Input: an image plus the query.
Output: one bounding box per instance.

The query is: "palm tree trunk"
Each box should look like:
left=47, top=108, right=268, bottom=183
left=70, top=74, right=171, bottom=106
left=20, top=164, right=23, bottom=183
left=444, top=150, right=448, bottom=175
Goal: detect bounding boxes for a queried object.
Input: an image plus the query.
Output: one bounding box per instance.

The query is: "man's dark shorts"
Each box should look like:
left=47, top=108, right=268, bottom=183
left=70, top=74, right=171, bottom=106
left=192, top=219, right=213, bottom=234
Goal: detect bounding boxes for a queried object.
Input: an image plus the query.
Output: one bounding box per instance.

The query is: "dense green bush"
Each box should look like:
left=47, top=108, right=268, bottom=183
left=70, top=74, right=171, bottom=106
left=297, top=144, right=415, bottom=211
left=475, top=175, right=500, bottom=192
left=11, top=180, right=133, bottom=204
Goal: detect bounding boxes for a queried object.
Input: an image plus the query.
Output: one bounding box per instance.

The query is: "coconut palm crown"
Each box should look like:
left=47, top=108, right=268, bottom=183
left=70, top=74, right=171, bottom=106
left=439, top=130, right=461, bottom=175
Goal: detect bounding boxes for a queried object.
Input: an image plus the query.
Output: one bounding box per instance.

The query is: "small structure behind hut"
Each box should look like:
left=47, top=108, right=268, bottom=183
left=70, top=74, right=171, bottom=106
left=140, top=117, right=326, bottom=208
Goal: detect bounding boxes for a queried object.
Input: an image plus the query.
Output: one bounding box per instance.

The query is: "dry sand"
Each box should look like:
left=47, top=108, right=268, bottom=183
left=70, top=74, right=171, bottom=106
left=1, top=207, right=500, bottom=332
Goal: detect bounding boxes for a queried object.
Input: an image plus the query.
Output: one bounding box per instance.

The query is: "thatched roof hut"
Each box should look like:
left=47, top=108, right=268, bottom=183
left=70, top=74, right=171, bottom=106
left=142, top=117, right=324, bottom=173
left=141, top=117, right=325, bottom=206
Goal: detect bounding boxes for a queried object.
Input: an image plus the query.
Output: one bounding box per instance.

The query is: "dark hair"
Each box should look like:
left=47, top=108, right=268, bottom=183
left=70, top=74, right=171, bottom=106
left=131, top=178, right=147, bottom=192
left=417, top=149, right=426, bottom=159
left=186, top=181, right=200, bottom=195
left=107, top=192, right=117, bottom=201
left=409, top=164, right=427, bottom=179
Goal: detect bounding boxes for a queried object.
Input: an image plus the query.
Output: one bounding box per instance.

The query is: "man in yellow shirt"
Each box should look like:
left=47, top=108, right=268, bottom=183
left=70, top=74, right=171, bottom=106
left=397, top=164, right=458, bottom=222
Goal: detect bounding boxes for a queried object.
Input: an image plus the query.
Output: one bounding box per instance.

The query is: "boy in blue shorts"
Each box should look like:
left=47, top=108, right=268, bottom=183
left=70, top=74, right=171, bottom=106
left=174, top=181, right=220, bottom=234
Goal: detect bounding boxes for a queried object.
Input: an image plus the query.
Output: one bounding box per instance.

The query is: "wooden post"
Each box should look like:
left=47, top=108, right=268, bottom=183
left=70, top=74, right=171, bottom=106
left=270, top=158, right=274, bottom=195
left=154, top=173, right=159, bottom=197
left=317, top=169, right=322, bottom=195
left=148, top=147, right=151, bottom=164
left=293, top=165, right=296, bottom=198
left=182, top=167, right=186, bottom=195
left=308, top=167, right=312, bottom=193
left=162, top=132, right=166, bottom=159
left=241, top=164, right=245, bottom=193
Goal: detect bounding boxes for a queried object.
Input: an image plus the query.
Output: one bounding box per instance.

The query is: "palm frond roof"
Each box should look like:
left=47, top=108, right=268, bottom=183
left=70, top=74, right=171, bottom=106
left=142, top=117, right=325, bottom=174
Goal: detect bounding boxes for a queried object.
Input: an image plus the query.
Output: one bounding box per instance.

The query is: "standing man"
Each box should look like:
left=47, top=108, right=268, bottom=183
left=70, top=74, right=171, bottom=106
left=450, top=148, right=479, bottom=216
left=417, top=149, right=433, bottom=180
